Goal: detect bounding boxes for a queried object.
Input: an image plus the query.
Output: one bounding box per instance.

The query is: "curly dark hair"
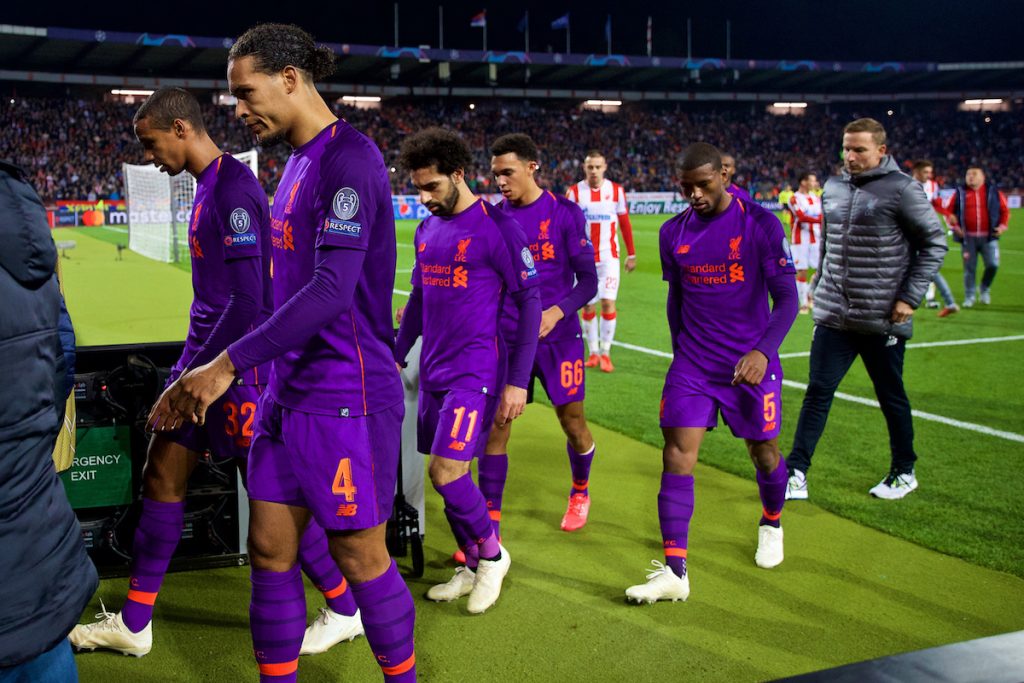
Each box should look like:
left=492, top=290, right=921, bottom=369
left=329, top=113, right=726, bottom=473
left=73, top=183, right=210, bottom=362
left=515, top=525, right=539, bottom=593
left=398, top=127, right=473, bottom=175
left=133, top=87, right=205, bottom=133
left=229, top=23, right=335, bottom=81
left=490, top=133, right=539, bottom=162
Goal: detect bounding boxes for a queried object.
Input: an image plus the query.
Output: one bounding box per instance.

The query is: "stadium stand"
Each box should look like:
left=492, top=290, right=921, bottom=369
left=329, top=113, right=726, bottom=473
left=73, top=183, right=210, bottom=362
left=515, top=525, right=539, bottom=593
left=2, top=97, right=1021, bottom=203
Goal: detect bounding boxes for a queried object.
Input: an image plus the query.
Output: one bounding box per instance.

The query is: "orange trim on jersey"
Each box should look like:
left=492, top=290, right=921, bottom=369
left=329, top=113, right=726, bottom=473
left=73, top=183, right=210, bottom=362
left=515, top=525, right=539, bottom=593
left=351, top=318, right=368, bottom=415
left=664, top=548, right=688, bottom=559
left=736, top=198, right=746, bottom=213
left=216, top=155, right=224, bottom=173
left=546, top=190, right=557, bottom=201
left=330, top=123, right=338, bottom=138
left=258, top=660, right=299, bottom=677
left=488, top=510, right=502, bottom=521
left=479, top=199, right=489, bottom=216
left=380, top=653, right=416, bottom=676
left=126, top=589, right=158, bottom=606
left=762, top=508, right=782, bottom=522
left=322, top=578, right=349, bottom=599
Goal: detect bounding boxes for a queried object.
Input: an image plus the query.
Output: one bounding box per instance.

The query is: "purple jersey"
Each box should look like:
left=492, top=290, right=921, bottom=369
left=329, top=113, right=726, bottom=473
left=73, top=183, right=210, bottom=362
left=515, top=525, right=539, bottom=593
left=728, top=183, right=753, bottom=203
left=177, top=154, right=272, bottom=385
left=660, top=197, right=795, bottom=383
left=267, top=121, right=402, bottom=416
left=412, top=199, right=538, bottom=394
left=497, top=191, right=594, bottom=343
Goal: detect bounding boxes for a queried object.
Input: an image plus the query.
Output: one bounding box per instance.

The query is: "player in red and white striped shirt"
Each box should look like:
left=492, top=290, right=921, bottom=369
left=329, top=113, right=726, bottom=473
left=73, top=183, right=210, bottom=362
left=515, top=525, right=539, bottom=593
left=787, top=172, right=822, bottom=312
left=566, top=151, right=636, bottom=373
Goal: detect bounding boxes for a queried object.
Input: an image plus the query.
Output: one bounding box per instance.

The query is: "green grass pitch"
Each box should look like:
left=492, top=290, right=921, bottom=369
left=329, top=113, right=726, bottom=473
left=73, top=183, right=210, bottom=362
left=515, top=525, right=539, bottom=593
left=54, top=210, right=1024, bottom=681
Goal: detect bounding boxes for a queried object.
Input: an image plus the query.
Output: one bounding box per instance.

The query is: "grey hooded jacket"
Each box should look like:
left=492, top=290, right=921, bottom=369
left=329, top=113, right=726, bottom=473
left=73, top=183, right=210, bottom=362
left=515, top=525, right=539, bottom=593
left=812, top=155, right=947, bottom=339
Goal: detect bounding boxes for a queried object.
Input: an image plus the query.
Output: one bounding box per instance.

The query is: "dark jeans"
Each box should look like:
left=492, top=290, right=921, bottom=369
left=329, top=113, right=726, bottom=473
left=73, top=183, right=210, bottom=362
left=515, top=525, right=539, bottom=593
left=0, top=639, right=77, bottom=683
left=788, top=325, right=917, bottom=474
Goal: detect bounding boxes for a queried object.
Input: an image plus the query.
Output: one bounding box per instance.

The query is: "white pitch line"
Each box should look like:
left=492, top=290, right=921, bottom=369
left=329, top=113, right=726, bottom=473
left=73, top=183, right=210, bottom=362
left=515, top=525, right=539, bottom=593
left=612, top=338, right=1024, bottom=444
left=778, top=334, right=1024, bottom=359
left=394, top=288, right=411, bottom=296
left=781, top=379, right=1024, bottom=444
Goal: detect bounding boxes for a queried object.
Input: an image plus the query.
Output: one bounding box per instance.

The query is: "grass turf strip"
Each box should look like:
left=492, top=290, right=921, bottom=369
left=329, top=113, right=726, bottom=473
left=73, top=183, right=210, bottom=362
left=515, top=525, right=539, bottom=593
left=76, top=405, right=1024, bottom=682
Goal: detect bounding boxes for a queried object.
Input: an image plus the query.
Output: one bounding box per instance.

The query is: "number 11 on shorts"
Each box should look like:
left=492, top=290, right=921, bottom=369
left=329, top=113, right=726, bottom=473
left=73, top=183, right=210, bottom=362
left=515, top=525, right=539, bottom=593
left=451, top=406, right=479, bottom=442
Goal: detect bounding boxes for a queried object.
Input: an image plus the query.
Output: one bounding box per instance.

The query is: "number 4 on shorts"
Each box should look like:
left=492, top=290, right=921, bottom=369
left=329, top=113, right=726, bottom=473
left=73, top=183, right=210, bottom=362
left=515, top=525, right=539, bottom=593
left=332, top=457, right=357, bottom=502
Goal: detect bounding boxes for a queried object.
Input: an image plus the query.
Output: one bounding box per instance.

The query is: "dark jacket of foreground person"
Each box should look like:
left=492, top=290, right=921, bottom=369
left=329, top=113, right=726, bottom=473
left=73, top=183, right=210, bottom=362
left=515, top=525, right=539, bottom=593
left=0, top=159, right=97, bottom=667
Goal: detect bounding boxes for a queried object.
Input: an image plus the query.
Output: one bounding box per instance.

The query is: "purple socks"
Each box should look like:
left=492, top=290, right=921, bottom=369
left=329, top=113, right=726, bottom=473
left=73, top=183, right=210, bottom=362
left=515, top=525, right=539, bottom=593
left=477, top=453, right=508, bottom=537
left=121, top=497, right=184, bottom=633
left=436, top=472, right=501, bottom=559
left=351, top=560, right=417, bottom=682
left=566, top=442, right=595, bottom=497
left=757, top=456, right=788, bottom=528
left=657, top=473, right=694, bottom=578
left=250, top=565, right=305, bottom=682
left=297, top=521, right=357, bottom=616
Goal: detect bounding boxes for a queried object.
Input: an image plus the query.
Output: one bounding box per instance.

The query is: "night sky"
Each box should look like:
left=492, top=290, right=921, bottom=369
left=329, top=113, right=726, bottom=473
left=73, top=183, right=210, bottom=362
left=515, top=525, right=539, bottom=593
left=3, top=0, right=1019, bottom=63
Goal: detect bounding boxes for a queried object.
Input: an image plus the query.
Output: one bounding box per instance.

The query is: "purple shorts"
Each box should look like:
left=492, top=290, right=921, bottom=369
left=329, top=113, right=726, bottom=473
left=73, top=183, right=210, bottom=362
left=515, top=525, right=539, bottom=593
left=247, top=393, right=404, bottom=531
left=530, top=338, right=586, bottom=406
left=418, top=389, right=499, bottom=461
left=660, top=372, right=783, bottom=440
left=165, top=380, right=262, bottom=459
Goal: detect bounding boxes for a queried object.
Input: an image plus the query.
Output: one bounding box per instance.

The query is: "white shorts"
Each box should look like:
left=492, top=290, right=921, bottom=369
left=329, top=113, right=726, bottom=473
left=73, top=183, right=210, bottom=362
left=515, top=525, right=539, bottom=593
left=792, top=233, right=820, bottom=271
left=589, top=257, right=620, bottom=303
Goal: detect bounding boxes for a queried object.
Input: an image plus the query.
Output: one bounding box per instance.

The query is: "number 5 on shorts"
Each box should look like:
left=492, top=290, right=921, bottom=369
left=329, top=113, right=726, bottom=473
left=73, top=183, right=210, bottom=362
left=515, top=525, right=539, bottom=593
left=763, top=392, right=777, bottom=424
left=332, top=457, right=357, bottom=502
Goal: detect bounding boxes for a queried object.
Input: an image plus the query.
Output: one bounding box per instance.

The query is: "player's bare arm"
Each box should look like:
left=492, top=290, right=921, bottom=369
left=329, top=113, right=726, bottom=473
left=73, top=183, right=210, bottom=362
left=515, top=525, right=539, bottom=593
left=538, top=305, right=565, bottom=339
left=162, top=351, right=237, bottom=425
left=497, top=384, right=528, bottom=425
left=733, top=349, right=769, bottom=386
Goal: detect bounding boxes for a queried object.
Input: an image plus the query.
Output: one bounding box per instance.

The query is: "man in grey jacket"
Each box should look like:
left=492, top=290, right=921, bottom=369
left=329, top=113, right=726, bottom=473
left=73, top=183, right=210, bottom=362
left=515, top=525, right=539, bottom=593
left=785, top=118, right=947, bottom=501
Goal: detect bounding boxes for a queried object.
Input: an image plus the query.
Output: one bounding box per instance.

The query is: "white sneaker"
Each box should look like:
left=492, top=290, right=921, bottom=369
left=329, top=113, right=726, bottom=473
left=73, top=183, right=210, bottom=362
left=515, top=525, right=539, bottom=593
left=980, top=290, right=991, bottom=305
left=869, top=470, right=918, bottom=499
left=467, top=545, right=511, bottom=614
left=963, top=296, right=975, bottom=308
left=785, top=470, right=808, bottom=500
left=69, top=602, right=152, bottom=657
left=426, top=566, right=476, bottom=602
left=755, top=525, right=784, bottom=569
left=625, top=560, right=690, bottom=604
left=299, top=607, right=364, bottom=655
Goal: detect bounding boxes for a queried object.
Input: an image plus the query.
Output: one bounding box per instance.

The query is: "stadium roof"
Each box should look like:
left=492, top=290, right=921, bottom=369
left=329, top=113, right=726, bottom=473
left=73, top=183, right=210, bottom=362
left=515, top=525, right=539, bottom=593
left=2, top=24, right=1022, bottom=102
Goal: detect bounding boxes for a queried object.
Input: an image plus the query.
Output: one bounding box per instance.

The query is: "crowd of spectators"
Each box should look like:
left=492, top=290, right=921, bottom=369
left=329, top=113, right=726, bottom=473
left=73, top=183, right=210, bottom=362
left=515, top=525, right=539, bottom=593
left=2, top=96, right=1020, bottom=203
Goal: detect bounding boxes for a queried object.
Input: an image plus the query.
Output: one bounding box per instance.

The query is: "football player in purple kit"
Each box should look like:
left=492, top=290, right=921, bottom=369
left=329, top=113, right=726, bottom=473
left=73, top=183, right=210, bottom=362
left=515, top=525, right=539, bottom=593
left=393, top=128, right=541, bottom=614
left=626, top=143, right=799, bottom=604
left=481, top=133, right=599, bottom=534
left=71, top=87, right=363, bottom=660
left=721, top=152, right=753, bottom=203
left=152, top=25, right=415, bottom=682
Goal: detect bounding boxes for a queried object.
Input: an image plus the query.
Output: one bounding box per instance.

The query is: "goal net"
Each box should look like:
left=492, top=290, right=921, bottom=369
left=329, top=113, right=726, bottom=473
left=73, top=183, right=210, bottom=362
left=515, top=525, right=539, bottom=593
left=123, top=150, right=259, bottom=262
